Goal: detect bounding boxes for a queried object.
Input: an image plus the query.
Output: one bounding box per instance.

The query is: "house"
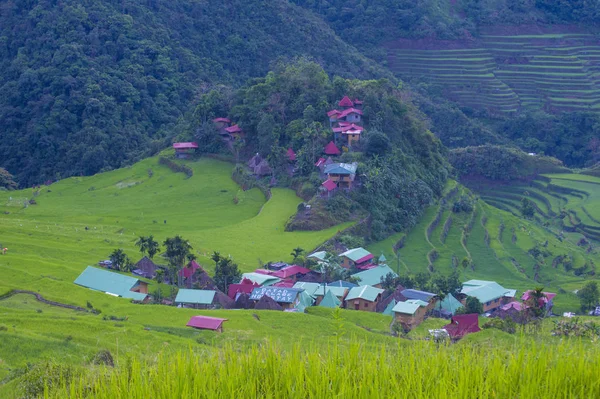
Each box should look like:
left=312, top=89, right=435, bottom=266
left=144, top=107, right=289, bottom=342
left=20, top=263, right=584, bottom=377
left=352, top=264, right=397, bottom=288
left=234, top=292, right=254, bottom=309
left=132, top=256, right=159, bottom=279
left=249, top=287, right=305, bottom=309
left=337, top=108, right=363, bottom=124
left=268, top=262, right=288, bottom=271
left=312, top=285, right=348, bottom=305
left=293, top=281, right=322, bottom=297
left=212, top=117, right=231, bottom=130
left=224, top=124, right=244, bottom=141
left=241, top=272, right=281, bottom=287
left=327, top=109, right=342, bottom=127
left=247, top=154, right=272, bottom=176
left=401, top=289, right=437, bottom=310
left=172, top=142, right=198, bottom=159
left=434, top=293, right=464, bottom=318
left=74, top=266, right=148, bottom=301
left=521, top=290, right=556, bottom=315
left=328, top=280, right=358, bottom=289
left=175, top=289, right=217, bottom=309
left=392, top=299, right=429, bottom=329
left=338, top=96, right=362, bottom=109
left=179, top=260, right=217, bottom=289
left=308, top=251, right=327, bottom=263
left=286, top=148, right=296, bottom=162
left=461, top=280, right=517, bottom=312
left=273, top=280, right=295, bottom=288
left=339, top=247, right=374, bottom=270
left=345, top=285, right=384, bottom=311
left=376, top=285, right=407, bottom=313
left=294, top=291, right=316, bottom=312
left=321, top=179, right=338, bottom=198
left=324, top=162, right=358, bottom=189
left=382, top=299, right=397, bottom=316
left=443, top=314, right=481, bottom=340
left=228, top=277, right=260, bottom=299
left=332, top=123, right=364, bottom=146
left=324, top=141, right=341, bottom=156
left=319, top=289, right=341, bottom=308
left=271, top=265, right=312, bottom=282
left=186, top=316, right=228, bottom=333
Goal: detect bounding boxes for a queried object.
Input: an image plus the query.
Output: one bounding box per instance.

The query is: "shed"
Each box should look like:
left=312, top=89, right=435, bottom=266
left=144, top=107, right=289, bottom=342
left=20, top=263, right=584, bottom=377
left=443, top=314, right=481, bottom=339
left=74, top=266, right=148, bottom=301
left=392, top=299, right=429, bottom=329
left=254, top=295, right=283, bottom=311
left=321, top=179, right=337, bottom=193
left=175, top=289, right=216, bottom=308
left=186, top=316, right=227, bottom=333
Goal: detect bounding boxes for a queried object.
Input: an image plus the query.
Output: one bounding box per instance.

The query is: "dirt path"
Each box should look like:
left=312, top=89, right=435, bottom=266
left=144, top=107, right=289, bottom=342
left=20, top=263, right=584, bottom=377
left=0, top=289, right=89, bottom=312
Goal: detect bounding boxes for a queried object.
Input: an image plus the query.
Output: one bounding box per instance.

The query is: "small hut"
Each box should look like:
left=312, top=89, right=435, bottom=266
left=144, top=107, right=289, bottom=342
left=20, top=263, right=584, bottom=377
left=132, top=256, right=159, bottom=279
left=186, top=316, right=228, bottom=333
left=254, top=295, right=283, bottom=311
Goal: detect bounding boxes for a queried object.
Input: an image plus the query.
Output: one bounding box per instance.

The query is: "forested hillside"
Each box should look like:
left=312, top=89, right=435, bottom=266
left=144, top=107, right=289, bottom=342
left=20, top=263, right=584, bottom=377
left=0, top=0, right=387, bottom=186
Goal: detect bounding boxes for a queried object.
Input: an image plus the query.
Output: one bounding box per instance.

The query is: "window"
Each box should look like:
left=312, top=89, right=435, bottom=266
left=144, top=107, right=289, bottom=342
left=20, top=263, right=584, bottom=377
left=486, top=301, right=491, bottom=306
left=364, top=302, right=368, bottom=308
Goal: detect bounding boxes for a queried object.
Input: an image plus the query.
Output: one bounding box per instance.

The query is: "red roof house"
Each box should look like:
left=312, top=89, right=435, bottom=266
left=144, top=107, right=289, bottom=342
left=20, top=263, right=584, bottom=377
left=322, top=179, right=337, bottom=192
left=443, top=314, right=481, bottom=340
left=286, top=148, right=297, bottom=162
left=178, top=260, right=202, bottom=279
left=224, top=124, right=245, bottom=140
left=327, top=109, right=341, bottom=118
left=212, top=117, right=231, bottom=123
left=315, top=157, right=326, bottom=168
left=228, top=277, right=260, bottom=299
left=521, top=290, right=556, bottom=305
left=339, top=96, right=354, bottom=108
left=500, top=301, right=524, bottom=312
left=173, top=142, right=199, bottom=150
left=271, top=265, right=311, bottom=280
left=186, top=315, right=228, bottom=332
left=273, top=280, right=295, bottom=288
left=324, top=141, right=341, bottom=156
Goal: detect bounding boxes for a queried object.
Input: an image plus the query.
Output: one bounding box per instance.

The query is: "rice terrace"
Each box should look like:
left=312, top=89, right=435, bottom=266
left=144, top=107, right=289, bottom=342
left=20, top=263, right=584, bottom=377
left=4, top=0, right=600, bottom=397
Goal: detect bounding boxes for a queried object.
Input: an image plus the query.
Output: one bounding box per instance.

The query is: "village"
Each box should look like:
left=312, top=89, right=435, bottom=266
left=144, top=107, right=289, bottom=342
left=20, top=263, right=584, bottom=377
left=70, top=95, right=564, bottom=340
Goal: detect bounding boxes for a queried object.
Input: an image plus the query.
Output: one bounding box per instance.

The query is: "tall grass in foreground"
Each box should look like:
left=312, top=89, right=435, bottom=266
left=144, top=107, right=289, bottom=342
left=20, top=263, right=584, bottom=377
left=49, top=339, right=600, bottom=399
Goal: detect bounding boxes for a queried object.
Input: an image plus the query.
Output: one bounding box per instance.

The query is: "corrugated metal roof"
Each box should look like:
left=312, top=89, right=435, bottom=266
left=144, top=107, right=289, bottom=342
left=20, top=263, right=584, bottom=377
left=406, top=299, right=429, bottom=307
left=401, top=289, right=436, bottom=302
left=392, top=301, right=421, bottom=315
left=382, top=299, right=397, bottom=316
left=352, top=264, right=397, bottom=287
left=308, top=251, right=327, bottom=261
left=436, top=294, right=464, bottom=315
left=186, top=316, right=227, bottom=330
left=293, top=282, right=321, bottom=297
left=295, top=291, right=315, bottom=312
left=319, top=290, right=341, bottom=308
left=74, top=266, right=147, bottom=300
left=313, top=285, right=348, bottom=298
left=242, top=272, right=281, bottom=286
left=250, top=287, right=303, bottom=303
left=345, top=286, right=384, bottom=302
left=324, top=162, right=358, bottom=175
left=175, top=289, right=216, bottom=305
left=339, top=247, right=372, bottom=262
left=328, top=280, right=358, bottom=289
left=461, top=281, right=515, bottom=304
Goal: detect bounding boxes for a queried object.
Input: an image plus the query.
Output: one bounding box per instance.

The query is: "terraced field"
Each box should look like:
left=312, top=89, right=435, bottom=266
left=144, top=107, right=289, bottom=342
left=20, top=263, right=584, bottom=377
left=369, top=178, right=600, bottom=313
left=387, top=28, right=600, bottom=113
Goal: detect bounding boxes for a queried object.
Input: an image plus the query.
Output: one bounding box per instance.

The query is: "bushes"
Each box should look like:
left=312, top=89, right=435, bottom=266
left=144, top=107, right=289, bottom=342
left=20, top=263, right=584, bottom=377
left=19, top=361, right=76, bottom=399
left=158, top=157, right=193, bottom=178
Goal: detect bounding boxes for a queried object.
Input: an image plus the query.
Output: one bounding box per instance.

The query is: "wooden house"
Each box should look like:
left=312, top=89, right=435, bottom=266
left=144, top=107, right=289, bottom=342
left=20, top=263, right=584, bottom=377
left=74, top=266, right=149, bottom=301
left=339, top=247, right=374, bottom=270
left=333, top=123, right=364, bottom=146
left=224, top=124, right=245, bottom=141
left=324, top=162, right=358, bottom=189
left=400, top=289, right=438, bottom=311
left=186, top=316, right=228, bottom=333
left=344, top=285, right=384, bottom=312
left=312, top=285, right=348, bottom=305
left=392, top=299, right=429, bottom=330
left=460, top=280, right=516, bottom=313
left=173, top=142, right=198, bottom=159
left=337, top=107, right=362, bottom=124
left=271, top=265, right=312, bottom=282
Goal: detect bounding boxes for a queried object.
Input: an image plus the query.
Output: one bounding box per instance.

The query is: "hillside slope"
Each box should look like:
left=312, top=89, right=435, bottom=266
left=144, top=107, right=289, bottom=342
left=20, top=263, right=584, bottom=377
left=0, top=0, right=389, bottom=186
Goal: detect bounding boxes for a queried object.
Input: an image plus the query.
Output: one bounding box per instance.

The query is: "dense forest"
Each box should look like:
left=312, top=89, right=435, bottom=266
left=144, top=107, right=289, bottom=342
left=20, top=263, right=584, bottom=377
left=0, top=0, right=387, bottom=186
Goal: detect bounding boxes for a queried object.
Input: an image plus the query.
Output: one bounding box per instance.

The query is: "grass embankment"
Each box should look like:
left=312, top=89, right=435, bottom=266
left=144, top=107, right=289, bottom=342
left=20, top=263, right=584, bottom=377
left=50, top=337, right=600, bottom=398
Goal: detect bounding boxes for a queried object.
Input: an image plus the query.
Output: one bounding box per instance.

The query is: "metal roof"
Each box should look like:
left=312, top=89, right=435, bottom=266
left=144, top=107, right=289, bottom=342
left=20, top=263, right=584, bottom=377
left=382, top=299, right=397, bottom=316
left=401, top=289, right=436, bottom=302
left=339, top=247, right=372, bottom=262
left=293, top=282, right=321, bottom=297
left=327, top=280, right=358, bottom=289
left=352, top=264, right=397, bottom=287
left=308, top=251, right=327, bottom=262
left=324, top=162, right=358, bottom=175
left=313, top=285, right=348, bottom=298
left=295, top=290, right=315, bottom=312
left=74, top=266, right=148, bottom=301
left=392, top=301, right=421, bottom=315
left=461, top=280, right=515, bottom=304
left=175, top=289, right=216, bottom=305
left=319, top=290, right=341, bottom=308
left=345, top=285, right=384, bottom=302
left=250, top=287, right=303, bottom=303
left=241, top=272, right=281, bottom=286
left=435, top=294, right=464, bottom=315
left=186, top=316, right=227, bottom=330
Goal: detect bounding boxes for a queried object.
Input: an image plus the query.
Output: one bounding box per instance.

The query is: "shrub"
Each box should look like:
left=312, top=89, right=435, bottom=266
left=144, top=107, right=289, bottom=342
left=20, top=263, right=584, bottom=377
left=92, top=350, right=115, bottom=367
left=19, top=361, right=75, bottom=398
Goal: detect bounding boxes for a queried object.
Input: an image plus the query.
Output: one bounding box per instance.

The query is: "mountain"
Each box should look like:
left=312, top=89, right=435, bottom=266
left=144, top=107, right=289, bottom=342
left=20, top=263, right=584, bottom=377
left=0, top=0, right=389, bottom=187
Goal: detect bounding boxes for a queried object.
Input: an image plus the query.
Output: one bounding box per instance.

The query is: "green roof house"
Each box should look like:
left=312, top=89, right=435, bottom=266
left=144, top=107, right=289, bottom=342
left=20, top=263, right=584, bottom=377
left=351, top=264, right=397, bottom=288
left=308, top=251, right=328, bottom=262
left=319, top=289, right=341, bottom=308
left=295, top=290, right=316, bottom=312
left=175, top=289, right=217, bottom=308
left=345, top=285, right=384, bottom=312
left=435, top=293, right=464, bottom=316
left=392, top=299, right=429, bottom=329
left=461, top=280, right=517, bottom=312
left=293, top=282, right=322, bottom=297
left=242, top=272, right=281, bottom=286
left=74, top=266, right=148, bottom=301
left=339, top=247, right=374, bottom=269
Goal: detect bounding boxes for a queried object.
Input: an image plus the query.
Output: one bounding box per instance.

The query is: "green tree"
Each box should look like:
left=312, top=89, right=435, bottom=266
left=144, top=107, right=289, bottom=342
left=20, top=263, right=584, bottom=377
left=578, top=281, right=600, bottom=312
left=414, top=272, right=430, bottom=290
left=214, top=256, right=242, bottom=292
left=290, top=247, right=304, bottom=262
left=464, top=296, right=484, bottom=314
left=163, top=236, right=193, bottom=287
left=0, top=168, right=17, bottom=190
left=109, top=249, right=130, bottom=272
left=380, top=272, right=400, bottom=291
left=145, top=236, right=161, bottom=259
left=521, top=197, right=535, bottom=219
left=365, top=131, right=390, bottom=157
left=525, top=286, right=547, bottom=318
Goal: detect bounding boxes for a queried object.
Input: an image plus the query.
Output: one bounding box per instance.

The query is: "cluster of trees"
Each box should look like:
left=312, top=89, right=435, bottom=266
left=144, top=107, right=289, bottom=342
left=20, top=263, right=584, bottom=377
left=0, top=0, right=387, bottom=187
left=193, top=60, right=449, bottom=239
left=0, top=168, right=17, bottom=190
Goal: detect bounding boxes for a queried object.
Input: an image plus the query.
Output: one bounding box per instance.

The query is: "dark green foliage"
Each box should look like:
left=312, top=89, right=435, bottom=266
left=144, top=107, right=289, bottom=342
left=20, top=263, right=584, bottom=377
left=0, top=168, right=17, bottom=190
left=464, top=296, right=484, bottom=314
left=19, top=361, right=75, bottom=399
left=365, top=131, right=390, bottom=157
left=521, top=198, right=535, bottom=219
left=212, top=252, right=242, bottom=293
left=163, top=236, right=193, bottom=285
left=0, top=0, right=389, bottom=187
left=431, top=271, right=461, bottom=296
left=483, top=318, right=516, bottom=334
left=91, top=350, right=115, bottom=367
left=577, top=281, right=600, bottom=312
left=135, top=235, right=161, bottom=259
left=158, top=157, right=193, bottom=178
left=452, top=195, right=474, bottom=214
left=109, top=249, right=130, bottom=272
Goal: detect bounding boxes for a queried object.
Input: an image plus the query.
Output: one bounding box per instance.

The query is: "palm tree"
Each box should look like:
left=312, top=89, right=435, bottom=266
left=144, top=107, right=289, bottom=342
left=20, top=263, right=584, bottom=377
left=109, top=249, right=129, bottom=272
left=527, top=287, right=547, bottom=318
left=146, top=235, right=160, bottom=259
left=163, top=236, right=193, bottom=287
left=290, top=247, right=304, bottom=262
left=135, top=236, right=148, bottom=256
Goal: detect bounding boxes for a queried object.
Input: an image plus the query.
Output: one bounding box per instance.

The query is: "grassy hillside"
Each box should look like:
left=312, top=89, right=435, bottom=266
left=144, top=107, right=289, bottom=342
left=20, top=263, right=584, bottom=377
left=368, top=179, right=600, bottom=314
